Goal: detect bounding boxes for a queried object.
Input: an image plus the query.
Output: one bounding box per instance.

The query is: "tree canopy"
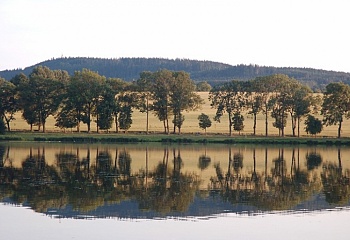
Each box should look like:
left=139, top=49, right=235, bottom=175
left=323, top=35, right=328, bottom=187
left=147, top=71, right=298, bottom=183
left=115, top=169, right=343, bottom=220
left=321, top=82, right=350, bottom=138
left=2, top=57, right=350, bottom=91
left=3, top=65, right=350, bottom=138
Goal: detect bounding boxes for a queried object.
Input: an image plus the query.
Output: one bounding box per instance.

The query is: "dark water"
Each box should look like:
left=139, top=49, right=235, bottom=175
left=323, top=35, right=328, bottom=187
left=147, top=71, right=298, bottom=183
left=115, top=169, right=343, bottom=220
left=1, top=142, right=350, bottom=239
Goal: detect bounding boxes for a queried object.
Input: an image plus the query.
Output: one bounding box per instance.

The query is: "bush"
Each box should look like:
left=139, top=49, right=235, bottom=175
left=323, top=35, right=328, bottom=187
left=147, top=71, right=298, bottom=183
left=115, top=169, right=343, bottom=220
left=305, top=115, right=323, bottom=136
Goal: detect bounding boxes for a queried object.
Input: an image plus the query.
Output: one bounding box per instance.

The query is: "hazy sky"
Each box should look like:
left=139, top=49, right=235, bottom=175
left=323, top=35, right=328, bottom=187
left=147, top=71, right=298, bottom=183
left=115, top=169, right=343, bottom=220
left=1, top=0, right=349, bottom=72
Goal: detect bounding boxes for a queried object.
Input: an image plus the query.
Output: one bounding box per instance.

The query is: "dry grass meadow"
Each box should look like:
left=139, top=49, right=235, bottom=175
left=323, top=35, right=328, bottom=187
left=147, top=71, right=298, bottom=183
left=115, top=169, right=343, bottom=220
left=8, top=92, right=350, bottom=138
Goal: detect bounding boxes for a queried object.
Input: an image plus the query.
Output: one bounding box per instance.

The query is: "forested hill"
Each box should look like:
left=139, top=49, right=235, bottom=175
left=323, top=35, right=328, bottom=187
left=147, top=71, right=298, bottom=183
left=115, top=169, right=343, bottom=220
left=1, top=57, right=350, bottom=90
left=0, top=57, right=230, bottom=81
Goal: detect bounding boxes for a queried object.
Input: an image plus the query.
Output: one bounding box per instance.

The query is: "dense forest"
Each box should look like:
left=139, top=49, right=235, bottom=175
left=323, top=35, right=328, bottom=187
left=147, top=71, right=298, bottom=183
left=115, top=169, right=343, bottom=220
left=1, top=57, right=350, bottom=91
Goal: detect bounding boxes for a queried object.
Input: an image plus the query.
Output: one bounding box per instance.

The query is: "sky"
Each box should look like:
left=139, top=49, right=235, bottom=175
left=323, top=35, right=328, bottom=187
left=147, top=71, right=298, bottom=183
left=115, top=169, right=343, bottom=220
left=1, top=0, right=350, bottom=72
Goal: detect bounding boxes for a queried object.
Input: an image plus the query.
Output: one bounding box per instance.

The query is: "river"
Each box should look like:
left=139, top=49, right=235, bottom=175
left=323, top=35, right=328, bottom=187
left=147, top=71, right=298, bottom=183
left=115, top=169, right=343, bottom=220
left=1, top=142, right=349, bottom=239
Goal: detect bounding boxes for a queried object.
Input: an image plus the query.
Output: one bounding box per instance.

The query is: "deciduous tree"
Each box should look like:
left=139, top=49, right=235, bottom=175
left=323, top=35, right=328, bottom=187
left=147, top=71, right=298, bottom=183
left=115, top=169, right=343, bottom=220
left=170, top=71, right=203, bottom=134
left=249, top=76, right=275, bottom=136
left=65, top=69, right=106, bottom=132
left=321, top=82, right=350, bottom=138
left=198, top=113, right=212, bottom=134
left=17, top=66, right=66, bottom=132
left=266, top=74, right=300, bottom=137
left=246, top=80, right=263, bottom=136
left=196, top=81, right=212, bottom=92
left=136, top=71, right=154, bottom=134
left=232, top=112, right=244, bottom=135
left=151, top=70, right=203, bottom=134
left=0, top=78, right=18, bottom=131
left=152, top=70, right=173, bottom=134
left=288, top=85, right=313, bottom=137
left=209, top=80, right=245, bottom=136
left=106, top=78, right=130, bottom=133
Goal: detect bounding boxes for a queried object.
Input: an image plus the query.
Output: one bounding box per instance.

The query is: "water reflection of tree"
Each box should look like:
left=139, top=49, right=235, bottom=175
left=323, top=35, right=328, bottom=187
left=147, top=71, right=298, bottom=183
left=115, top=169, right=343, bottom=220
left=0, top=145, right=199, bottom=216
left=117, top=149, right=132, bottom=186
left=211, top=147, right=322, bottom=211
left=16, top=147, right=68, bottom=213
left=2, top=145, right=350, bottom=217
left=198, top=146, right=211, bottom=171
left=0, top=145, right=18, bottom=200
left=306, top=151, right=322, bottom=171
left=321, top=148, right=350, bottom=205
left=137, top=148, right=199, bottom=215
left=259, top=148, right=319, bottom=210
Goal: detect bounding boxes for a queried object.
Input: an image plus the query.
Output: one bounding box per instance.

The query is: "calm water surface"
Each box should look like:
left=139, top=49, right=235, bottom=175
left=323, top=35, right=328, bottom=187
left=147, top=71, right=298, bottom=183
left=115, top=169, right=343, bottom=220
left=1, top=142, right=350, bottom=239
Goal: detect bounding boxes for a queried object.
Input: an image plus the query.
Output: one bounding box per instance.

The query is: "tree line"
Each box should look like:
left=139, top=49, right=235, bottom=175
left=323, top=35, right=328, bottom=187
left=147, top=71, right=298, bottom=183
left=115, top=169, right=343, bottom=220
left=209, top=74, right=350, bottom=138
left=0, top=66, right=349, bottom=138
left=0, top=66, right=204, bottom=134
left=2, top=57, right=350, bottom=91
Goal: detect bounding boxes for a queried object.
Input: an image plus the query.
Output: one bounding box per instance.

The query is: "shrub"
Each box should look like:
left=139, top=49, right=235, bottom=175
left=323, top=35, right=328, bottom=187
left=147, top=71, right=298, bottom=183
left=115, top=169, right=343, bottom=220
left=305, top=115, right=323, bottom=136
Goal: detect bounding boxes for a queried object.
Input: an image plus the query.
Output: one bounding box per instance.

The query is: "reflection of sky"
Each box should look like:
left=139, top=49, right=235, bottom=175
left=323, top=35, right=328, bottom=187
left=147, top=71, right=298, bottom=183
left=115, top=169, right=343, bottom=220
left=1, top=203, right=349, bottom=240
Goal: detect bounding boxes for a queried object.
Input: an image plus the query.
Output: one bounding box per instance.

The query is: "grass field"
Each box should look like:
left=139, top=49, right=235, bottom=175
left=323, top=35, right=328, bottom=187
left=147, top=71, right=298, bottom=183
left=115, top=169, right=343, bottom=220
left=6, top=92, right=350, bottom=138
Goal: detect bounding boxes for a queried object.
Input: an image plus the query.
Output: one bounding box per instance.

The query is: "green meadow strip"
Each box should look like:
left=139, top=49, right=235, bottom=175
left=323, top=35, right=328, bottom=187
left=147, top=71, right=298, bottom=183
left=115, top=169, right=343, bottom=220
left=2, top=132, right=350, bottom=145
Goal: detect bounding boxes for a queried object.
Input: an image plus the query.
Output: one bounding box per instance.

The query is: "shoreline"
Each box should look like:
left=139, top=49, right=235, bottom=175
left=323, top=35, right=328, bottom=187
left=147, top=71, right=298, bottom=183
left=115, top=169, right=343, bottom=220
left=1, top=131, right=350, bottom=146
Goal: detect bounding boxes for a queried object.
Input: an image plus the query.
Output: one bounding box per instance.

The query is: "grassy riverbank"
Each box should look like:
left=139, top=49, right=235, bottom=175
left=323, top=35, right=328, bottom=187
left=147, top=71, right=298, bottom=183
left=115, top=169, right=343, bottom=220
left=2, top=131, right=350, bottom=145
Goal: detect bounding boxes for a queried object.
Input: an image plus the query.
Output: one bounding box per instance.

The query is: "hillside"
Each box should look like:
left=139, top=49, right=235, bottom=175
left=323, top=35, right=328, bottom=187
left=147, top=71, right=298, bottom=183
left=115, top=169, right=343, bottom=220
left=0, top=57, right=230, bottom=81
left=1, top=57, right=350, bottom=90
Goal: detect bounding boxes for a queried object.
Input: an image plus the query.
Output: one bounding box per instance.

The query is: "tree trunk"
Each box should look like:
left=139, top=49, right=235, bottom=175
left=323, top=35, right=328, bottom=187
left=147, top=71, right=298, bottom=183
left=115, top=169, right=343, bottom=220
left=166, top=119, right=169, bottom=134
left=253, top=113, right=257, bottom=136
left=77, top=121, right=80, bottom=133
left=338, top=120, right=342, bottom=138
left=281, top=112, right=285, bottom=137
left=146, top=96, right=149, bottom=134
left=265, top=111, right=268, bottom=137
left=4, top=116, right=11, bottom=132
left=291, top=113, right=296, bottom=137
left=96, top=114, right=99, bottom=133
left=7, top=121, right=11, bottom=132
left=264, top=148, right=268, bottom=179
left=228, top=112, right=232, bottom=136
left=38, top=119, right=41, bottom=131
left=87, top=103, right=91, bottom=133
left=173, top=115, right=176, bottom=134
left=297, top=117, right=301, bottom=137
left=115, top=114, right=119, bottom=133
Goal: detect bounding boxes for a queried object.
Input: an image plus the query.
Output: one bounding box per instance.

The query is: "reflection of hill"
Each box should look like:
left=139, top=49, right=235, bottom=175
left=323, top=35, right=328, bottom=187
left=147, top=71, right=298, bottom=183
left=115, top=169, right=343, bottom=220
left=1, top=192, right=340, bottom=219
